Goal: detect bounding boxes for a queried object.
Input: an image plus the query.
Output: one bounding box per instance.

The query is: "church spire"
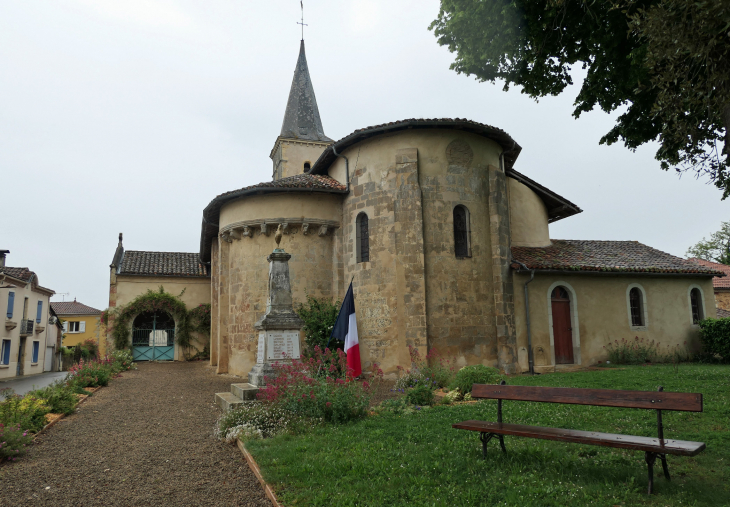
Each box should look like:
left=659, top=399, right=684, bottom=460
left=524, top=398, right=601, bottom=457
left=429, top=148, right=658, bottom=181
left=279, top=41, right=332, bottom=142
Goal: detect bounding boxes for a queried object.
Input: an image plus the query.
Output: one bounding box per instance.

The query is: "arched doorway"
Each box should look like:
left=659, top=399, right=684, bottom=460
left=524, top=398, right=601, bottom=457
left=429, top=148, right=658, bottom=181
left=132, top=311, right=175, bottom=361
left=550, top=286, right=574, bottom=364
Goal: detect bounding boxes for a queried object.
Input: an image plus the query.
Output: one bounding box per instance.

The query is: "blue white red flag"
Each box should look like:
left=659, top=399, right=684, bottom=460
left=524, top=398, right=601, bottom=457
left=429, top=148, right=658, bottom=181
left=330, top=282, right=361, bottom=378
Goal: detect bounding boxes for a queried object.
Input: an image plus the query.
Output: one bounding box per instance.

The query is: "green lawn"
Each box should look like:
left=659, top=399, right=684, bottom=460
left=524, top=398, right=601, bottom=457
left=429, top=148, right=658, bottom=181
left=246, top=364, right=730, bottom=506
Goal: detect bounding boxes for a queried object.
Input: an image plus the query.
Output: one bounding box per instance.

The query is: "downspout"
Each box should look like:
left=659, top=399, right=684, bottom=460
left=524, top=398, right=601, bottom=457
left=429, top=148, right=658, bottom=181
left=513, top=260, right=536, bottom=375
left=332, top=145, right=350, bottom=192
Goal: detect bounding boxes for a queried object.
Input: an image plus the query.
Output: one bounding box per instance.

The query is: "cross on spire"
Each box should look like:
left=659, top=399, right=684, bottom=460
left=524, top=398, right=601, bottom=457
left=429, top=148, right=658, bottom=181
left=297, top=1, right=307, bottom=41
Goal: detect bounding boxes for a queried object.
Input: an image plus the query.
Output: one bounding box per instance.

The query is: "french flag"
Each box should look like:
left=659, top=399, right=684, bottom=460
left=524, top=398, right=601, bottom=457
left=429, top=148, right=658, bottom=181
left=330, top=282, right=361, bottom=378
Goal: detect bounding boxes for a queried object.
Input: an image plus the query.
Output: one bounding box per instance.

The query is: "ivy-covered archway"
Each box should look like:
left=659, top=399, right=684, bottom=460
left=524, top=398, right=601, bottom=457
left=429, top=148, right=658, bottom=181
left=103, top=287, right=203, bottom=359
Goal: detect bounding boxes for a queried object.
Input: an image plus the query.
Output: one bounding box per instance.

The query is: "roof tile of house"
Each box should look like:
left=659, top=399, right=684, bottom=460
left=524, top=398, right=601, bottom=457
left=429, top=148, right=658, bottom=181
left=50, top=301, right=101, bottom=316
left=687, top=258, right=730, bottom=288
left=213, top=174, right=346, bottom=200
left=119, top=251, right=209, bottom=277
left=0, top=267, right=34, bottom=282
left=511, top=240, right=724, bottom=276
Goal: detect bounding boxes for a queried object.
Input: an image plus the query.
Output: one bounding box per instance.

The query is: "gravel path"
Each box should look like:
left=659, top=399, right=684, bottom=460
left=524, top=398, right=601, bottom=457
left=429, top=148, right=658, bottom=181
left=0, top=362, right=272, bottom=507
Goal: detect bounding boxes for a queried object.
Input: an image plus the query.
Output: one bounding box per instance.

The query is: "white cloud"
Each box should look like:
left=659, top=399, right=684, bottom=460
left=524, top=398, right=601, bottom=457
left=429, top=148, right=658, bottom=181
left=70, top=0, right=195, bottom=30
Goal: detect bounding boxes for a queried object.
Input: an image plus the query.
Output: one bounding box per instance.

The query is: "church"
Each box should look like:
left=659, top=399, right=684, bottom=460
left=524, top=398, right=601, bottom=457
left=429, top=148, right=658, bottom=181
left=108, top=40, right=721, bottom=376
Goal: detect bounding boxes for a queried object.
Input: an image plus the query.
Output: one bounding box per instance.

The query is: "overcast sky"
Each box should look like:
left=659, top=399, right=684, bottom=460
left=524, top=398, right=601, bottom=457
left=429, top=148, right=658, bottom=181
left=2, top=0, right=728, bottom=310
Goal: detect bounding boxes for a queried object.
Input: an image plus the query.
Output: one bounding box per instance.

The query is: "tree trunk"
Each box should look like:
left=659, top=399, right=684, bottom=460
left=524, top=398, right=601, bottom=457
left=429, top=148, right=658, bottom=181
left=724, top=104, right=730, bottom=158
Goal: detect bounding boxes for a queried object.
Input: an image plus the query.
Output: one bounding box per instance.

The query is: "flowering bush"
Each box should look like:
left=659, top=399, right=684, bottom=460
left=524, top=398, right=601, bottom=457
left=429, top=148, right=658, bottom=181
left=257, top=347, right=377, bottom=424
left=67, top=358, right=113, bottom=389
left=108, top=350, right=136, bottom=373
left=216, top=402, right=315, bottom=443
left=0, top=423, right=32, bottom=460
left=0, top=390, right=49, bottom=432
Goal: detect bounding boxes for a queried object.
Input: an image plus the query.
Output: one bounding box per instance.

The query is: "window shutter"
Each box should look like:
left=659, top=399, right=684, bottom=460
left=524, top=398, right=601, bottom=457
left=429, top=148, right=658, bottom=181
left=6, top=292, right=14, bottom=319
left=80, top=321, right=86, bottom=333
left=36, top=301, right=43, bottom=323
left=62, top=321, right=68, bottom=333
left=32, top=341, right=39, bottom=363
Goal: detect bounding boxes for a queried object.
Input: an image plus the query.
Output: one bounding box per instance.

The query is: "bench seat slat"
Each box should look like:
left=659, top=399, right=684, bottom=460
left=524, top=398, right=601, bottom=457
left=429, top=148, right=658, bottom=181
left=453, top=420, right=706, bottom=456
left=471, top=385, right=702, bottom=412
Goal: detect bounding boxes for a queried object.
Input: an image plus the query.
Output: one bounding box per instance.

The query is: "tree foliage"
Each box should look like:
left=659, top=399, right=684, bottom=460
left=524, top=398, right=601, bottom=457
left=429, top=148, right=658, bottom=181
left=686, top=220, right=730, bottom=264
left=430, top=0, right=730, bottom=196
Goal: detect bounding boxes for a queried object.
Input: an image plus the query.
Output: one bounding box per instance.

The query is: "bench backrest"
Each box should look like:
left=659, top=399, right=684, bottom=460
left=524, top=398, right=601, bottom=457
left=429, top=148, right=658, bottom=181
left=471, top=384, right=702, bottom=412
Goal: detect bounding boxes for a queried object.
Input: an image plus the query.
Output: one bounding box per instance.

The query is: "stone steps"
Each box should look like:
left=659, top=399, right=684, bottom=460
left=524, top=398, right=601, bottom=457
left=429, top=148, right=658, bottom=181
left=215, top=382, right=261, bottom=411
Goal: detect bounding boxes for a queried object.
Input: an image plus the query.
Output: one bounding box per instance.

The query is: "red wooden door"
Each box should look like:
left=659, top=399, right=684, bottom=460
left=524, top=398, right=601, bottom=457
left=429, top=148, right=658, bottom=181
left=551, top=287, right=574, bottom=364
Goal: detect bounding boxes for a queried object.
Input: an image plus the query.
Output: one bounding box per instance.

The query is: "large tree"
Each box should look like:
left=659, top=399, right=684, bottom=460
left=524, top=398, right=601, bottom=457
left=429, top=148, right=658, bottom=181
left=686, top=221, right=730, bottom=265
left=430, top=0, right=730, bottom=196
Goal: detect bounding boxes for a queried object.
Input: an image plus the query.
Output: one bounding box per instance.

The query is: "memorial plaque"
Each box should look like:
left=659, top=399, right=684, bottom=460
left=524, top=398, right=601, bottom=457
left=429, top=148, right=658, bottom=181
left=256, top=331, right=266, bottom=364
left=266, top=331, right=301, bottom=360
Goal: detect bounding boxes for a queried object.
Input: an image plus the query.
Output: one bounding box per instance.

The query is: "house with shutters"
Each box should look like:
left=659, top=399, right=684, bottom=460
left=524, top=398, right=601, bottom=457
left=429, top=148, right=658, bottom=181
left=108, top=40, right=724, bottom=376
left=50, top=300, right=103, bottom=355
left=0, top=250, right=55, bottom=379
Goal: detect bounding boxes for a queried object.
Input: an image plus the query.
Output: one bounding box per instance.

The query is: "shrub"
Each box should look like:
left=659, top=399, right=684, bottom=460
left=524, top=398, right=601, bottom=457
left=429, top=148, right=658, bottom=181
left=699, top=318, right=730, bottom=361
left=29, top=381, right=77, bottom=416
left=372, top=398, right=417, bottom=415
left=394, top=368, right=427, bottom=390
left=405, top=384, right=434, bottom=406
left=395, top=346, right=456, bottom=390
left=0, top=423, right=32, bottom=460
left=67, top=358, right=113, bottom=388
left=296, top=295, right=342, bottom=353
left=0, top=391, right=49, bottom=432
left=604, top=336, right=661, bottom=364
left=257, top=348, right=377, bottom=424
left=108, top=349, right=136, bottom=373
left=449, top=365, right=501, bottom=394
left=215, top=402, right=313, bottom=443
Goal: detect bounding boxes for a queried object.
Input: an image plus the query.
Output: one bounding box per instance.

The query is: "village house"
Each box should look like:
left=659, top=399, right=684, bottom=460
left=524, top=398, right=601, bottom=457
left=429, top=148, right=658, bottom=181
left=108, top=41, right=722, bottom=376
left=0, top=250, right=55, bottom=379
left=50, top=299, right=103, bottom=355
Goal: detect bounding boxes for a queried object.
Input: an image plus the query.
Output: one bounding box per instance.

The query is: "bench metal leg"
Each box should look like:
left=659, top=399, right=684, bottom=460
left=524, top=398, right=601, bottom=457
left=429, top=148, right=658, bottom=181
left=479, top=432, right=506, bottom=458
left=645, top=452, right=657, bottom=494
left=498, top=434, right=507, bottom=454
left=660, top=454, right=670, bottom=481
left=479, top=432, right=494, bottom=459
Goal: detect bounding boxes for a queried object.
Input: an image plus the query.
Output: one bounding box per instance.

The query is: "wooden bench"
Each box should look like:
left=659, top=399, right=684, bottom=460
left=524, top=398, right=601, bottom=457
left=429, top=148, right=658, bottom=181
left=453, top=381, right=705, bottom=494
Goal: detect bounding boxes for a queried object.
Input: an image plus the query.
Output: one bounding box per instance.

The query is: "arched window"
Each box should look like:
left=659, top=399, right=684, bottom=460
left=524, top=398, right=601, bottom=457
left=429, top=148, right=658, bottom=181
left=690, top=287, right=704, bottom=324
left=356, top=212, right=369, bottom=263
left=303, top=162, right=311, bottom=172
left=629, top=287, right=644, bottom=327
left=453, top=205, right=471, bottom=258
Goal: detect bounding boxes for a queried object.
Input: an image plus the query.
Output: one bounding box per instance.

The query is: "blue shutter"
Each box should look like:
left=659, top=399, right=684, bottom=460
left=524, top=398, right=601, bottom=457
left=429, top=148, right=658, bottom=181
left=36, top=301, right=43, bottom=323
left=2, top=340, right=10, bottom=365
left=6, top=292, right=14, bottom=319
left=32, top=341, right=39, bottom=363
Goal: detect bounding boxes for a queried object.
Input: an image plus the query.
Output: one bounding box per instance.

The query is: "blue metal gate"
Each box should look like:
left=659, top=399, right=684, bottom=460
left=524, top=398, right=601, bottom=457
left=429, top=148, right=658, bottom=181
left=132, top=312, right=175, bottom=361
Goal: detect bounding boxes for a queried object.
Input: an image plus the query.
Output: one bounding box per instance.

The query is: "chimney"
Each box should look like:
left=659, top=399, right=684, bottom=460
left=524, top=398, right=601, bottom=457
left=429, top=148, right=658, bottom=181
left=0, top=250, right=8, bottom=268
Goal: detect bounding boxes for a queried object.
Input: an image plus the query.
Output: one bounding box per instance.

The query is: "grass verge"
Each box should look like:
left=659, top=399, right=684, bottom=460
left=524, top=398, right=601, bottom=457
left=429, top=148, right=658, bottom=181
left=246, top=364, right=730, bottom=506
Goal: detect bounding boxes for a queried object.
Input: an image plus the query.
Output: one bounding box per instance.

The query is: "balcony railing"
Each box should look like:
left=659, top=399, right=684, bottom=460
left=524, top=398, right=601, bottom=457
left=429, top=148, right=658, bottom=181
left=20, top=319, right=34, bottom=336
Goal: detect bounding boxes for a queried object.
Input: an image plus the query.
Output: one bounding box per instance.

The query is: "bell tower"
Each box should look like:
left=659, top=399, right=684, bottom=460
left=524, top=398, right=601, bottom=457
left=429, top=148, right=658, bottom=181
left=270, top=40, right=332, bottom=180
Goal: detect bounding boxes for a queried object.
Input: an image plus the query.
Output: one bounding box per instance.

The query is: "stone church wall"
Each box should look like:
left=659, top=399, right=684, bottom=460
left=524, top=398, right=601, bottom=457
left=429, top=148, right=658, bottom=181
left=212, top=192, right=340, bottom=377
left=330, top=129, right=519, bottom=374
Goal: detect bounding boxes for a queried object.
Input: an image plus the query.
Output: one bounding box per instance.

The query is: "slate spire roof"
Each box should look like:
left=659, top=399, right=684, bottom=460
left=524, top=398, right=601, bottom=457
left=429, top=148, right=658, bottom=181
left=279, top=41, right=332, bottom=142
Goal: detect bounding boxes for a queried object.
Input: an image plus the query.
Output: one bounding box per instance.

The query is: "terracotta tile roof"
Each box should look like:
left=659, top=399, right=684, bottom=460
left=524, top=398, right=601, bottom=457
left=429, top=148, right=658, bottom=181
left=119, top=251, right=209, bottom=277
left=50, top=301, right=101, bottom=316
left=199, top=174, right=348, bottom=263
left=687, top=258, right=730, bottom=288
left=0, top=267, right=34, bottom=282
left=512, top=240, right=725, bottom=276
left=717, top=308, right=730, bottom=318
left=213, top=174, right=346, bottom=200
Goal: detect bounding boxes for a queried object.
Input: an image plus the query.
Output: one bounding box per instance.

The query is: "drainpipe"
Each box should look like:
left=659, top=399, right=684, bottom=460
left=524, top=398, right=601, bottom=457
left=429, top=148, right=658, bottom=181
left=513, top=259, right=536, bottom=375
left=332, top=145, right=350, bottom=192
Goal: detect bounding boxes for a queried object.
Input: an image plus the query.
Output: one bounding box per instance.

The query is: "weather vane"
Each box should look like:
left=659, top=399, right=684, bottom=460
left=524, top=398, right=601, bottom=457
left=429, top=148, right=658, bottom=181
left=297, top=1, right=307, bottom=40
